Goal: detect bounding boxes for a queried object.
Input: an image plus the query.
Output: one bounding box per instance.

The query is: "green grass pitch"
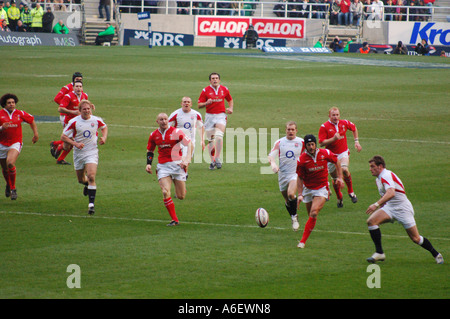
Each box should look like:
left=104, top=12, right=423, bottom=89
left=0, top=46, right=448, bottom=300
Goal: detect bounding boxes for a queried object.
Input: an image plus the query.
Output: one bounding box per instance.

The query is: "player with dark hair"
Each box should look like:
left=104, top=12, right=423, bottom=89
left=51, top=72, right=83, bottom=157
left=0, top=93, right=39, bottom=200
left=51, top=80, right=88, bottom=165
left=296, top=134, right=343, bottom=248
left=198, top=72, right=233, bottom=170
left=365, top=155, right=443, bottom=264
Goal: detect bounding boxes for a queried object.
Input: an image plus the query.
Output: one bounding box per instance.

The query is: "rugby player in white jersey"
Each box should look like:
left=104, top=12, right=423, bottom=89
left=168, top=96, right=205, bottom=163
left=61, top=100, right=108, bottom=215
left=366, top=155, right=443, bottom=264
left=268, top=121, right=305, bottom=231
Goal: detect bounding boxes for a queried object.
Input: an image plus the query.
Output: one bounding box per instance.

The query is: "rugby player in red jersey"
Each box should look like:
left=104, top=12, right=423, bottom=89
left=51, top=72, right=83, bottom=158
left=319, top=107, right=362, bottom=208
left=296, top=135, right=343, bottom=248
left=146, top=113, right=191, bottom=226
left=198, top=72, right=233, bottom=170
left=0, top=93, right=39, bottom=200
left=52, top=81, right=88, bottom=165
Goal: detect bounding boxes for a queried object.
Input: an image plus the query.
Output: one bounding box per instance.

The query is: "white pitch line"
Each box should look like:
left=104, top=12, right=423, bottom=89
left=1, top=210, right=448, bottom=241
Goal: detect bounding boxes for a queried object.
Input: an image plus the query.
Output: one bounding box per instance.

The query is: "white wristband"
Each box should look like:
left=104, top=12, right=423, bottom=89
left=374, top=202, right=380, bottom=208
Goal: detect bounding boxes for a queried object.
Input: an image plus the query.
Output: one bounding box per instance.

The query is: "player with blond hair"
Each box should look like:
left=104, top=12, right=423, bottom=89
left=318, top=106, right=361, bottom=208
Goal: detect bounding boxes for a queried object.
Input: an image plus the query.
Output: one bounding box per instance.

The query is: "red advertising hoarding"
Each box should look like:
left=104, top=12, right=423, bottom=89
left=196, top=17, right=305, bottom=39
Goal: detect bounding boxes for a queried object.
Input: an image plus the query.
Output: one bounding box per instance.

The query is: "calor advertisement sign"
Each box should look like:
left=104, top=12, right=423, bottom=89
left=196, top=17, right=304, bottom=39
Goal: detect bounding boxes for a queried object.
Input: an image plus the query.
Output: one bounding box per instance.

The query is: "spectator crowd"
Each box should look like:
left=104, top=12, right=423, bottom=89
left=0, top=0, right=79, bottom=33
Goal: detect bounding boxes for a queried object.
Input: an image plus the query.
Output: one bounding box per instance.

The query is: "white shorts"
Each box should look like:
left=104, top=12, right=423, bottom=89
left=157, top=161, right=187, bottom=181
left=73, top=149, right=99, bottom=171
left=301, top=186, right=329, bottom=203
left=328, top=150, right=349, bottom=174
left=0, top=142, right=22, bottom=159
left=278, top=173, right=297, bottom=192
left=204, top=113, right=227, bottom=131
left=380, top=201, right=416, bottom=229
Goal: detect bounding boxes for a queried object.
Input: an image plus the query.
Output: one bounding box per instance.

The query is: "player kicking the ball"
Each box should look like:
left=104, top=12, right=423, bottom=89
left=146, top=113, right=191, bottom=226
left=296, top=135, right=344, bottom=248
left=365, top=155, right=443, bottom=264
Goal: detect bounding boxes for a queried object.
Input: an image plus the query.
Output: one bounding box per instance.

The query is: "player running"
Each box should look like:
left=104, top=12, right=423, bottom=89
left=198, top=72, right=233, bottom=170
left=51, top=81, right=88, bottom=165
left=168, top=96, right=205, bottom=163
left=319, top=107, right=362, bottom=208
left=0, top=93, right=39, bottom=200
left=61, top=100, right=107, bottom=215
left=268, top=121, right=304, bottom=231
left=365, top=155, right=443, bottom=264
left=146, top=113, right=192, bottom=226
left=50, top=72, right=83, bottom=161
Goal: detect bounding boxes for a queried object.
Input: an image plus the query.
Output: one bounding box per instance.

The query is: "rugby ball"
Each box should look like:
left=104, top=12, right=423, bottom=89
left=255, top=208, right=269, bottom=228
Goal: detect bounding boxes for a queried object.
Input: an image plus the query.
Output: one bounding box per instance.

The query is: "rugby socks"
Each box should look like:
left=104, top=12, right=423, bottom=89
left=57, top=149, right=70, bottom=161
left=332, top=179, right=343, bottom=200
left=164, top=197, right=178, bottom=222
left=300, top=216, right=317, bottom=244
left=87, top=185, right=96, bottom=205
left=344, top=174, right=354, bottom=194
left=285, top=198, right=297, bottom=217
left=2, top=168, right=9, bottom=187
left=8, top=167, right=16, bottom=190
left=368, top=226, right=383, bottom=254
left=418, top=236, right=439, bottom=258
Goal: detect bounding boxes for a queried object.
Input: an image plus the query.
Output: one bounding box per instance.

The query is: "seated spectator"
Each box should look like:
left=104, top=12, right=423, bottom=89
left=54, top=0, right=67, bottom=12
left=395, top=0, right=407, bottom=21
left=359, top=41, right=375, bottom=53
left=95, top=22, right=115, bottom=45
left=53, top=19, right=69, bottom=34
left=393, top=41, right=408, bottom=54
left=338, top=0, right=350, bottom=25
left=0, top=18, right=10, bottom=31
left=329, top=0, right=340, bottom=25
left=314, top=37, right=324, bottom=47
left=274, top=0, right=288, bottom=17
left=299, top=0, right=311, bottom=18
left=217, top=1, right=231, bottom=15
left=350, top=0, right=363, bottom=26
left=200, top=1, right=213, bottom=15
left=177, top=1, right=190, bottom=15
left=385, top=0, right=395, bottom=21
left=440, top=50, right=447, bottom=57
left=16, top=19, right=27, bottom=31
left=311, top=0, right=326, bottom=19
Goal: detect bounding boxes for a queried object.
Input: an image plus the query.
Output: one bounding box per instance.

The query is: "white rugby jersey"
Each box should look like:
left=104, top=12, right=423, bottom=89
left=376, top=168, right=411, bottom=207
left=168, top=108, right=203, bottom=144
left=269, top=136, right=305, bottom=175
left=63, top=115, right=107, bottom=154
